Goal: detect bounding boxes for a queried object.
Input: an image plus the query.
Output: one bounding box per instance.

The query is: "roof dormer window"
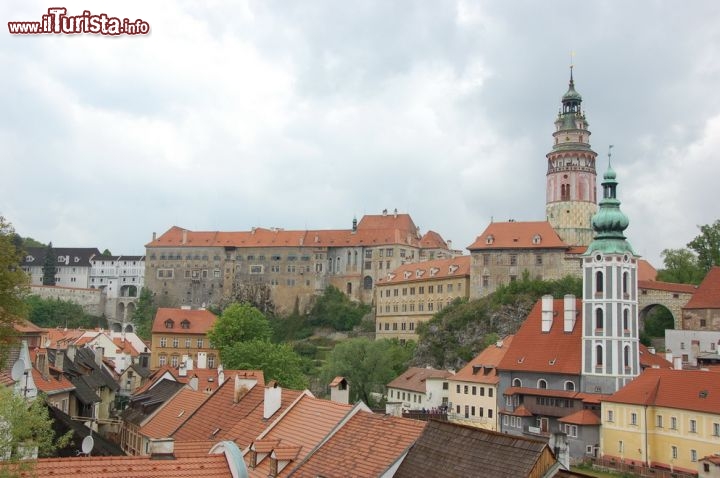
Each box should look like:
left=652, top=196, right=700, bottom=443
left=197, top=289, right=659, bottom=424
left=429, top=267, right=439, bottom=277
left=532, top=234, right=542, bottom=245
left=448, top=264, right=459, bottom=274
left=181, top=319, right=190, bottom=329
left=486, top=235, right=494, bottom=245
left=164, top=319, right=174, bottom=329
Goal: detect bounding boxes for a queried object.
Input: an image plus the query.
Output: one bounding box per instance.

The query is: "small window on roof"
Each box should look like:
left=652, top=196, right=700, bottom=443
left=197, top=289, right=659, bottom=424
left=486, top=235, right=494, bottom=245
left=181, top=319, right=190, bottom=329
left=532, top=234, right=541, bottom=245
left=164, top=319, right=174, bottom=329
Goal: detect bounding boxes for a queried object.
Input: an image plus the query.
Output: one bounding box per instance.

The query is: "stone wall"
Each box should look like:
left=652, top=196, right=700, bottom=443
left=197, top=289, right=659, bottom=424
left=29, top=285, right=104, bottom=316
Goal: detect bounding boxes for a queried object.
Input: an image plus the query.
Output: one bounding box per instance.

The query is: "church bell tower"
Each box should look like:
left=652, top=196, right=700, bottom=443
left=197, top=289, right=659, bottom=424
left=546, top=67, right=598, bottom=247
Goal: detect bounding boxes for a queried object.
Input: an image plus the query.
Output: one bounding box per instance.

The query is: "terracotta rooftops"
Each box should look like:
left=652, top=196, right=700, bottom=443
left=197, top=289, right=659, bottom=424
left=419, top=230, right=448, bottom=249
left=31, top=368, right=75, bottom=395
left=452, top=336, right=514, bottom=384
left=377, top=256, right=470, bottom=285
left=638, top=259, right=658, bottom=281
left=558, top=409, right=601, bottom=426
left=146, top=213, right=442, bottom=250
left=639, top=345, right=672, bottom=369
left=683, top=266, right=720, bottom=309
left=498, top=298, right=582, bottom=375
left=639, top=280, right=697, bottom=295
left=467, top=221, right=568, bottom=250
left=288, top=410, right=426, bottom=478
left=140, top=387, right=209, bottom=439
left=603, top=368, right=720, bottom=414
left=387, top=367, right=454, bottom=393
left=151, top=308, right=217, bottom=335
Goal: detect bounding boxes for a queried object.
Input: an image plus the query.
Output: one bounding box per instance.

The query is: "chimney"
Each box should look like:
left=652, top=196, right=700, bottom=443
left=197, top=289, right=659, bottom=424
left=217, top=364, right=225, bottom=384
left=541, top=295, right=554, bottom=332
left=382, top=209, right=388, bottom=216
left=563, top=294, right=576, bottom=332
left=188, top=374, right=199, bottom=391
left=178, top=355, right=188, bottom=377
left=550, top=432, right=570, bottom=470
left=673, top=357, right=683, bottom=370
left=66, top=344, right=76, bottom=362
left=393, top=208, right=397, bottom=218
left=352, top=217, right=357, bottom=233
left=329, top=377, right=349, bottom=405
left=263, top=381, right=282, bottom=419
left=152, top=232, right=157, bottom=241
left=53, top=350, right=64, bottom=371
left=233, top=374, right=256, bottom=403
left=93, top=346, right=103, bottom=366
left=197, top=352, right=207, bottom=369
left=149, top=438, right=175, bottom=460
left=447, top=240, right=453, bottom=250
left=181, top=230, right=188, bottom=244
left=647, top=347, right=655, bottom=355
left=665, top=352, right=674, bottom=363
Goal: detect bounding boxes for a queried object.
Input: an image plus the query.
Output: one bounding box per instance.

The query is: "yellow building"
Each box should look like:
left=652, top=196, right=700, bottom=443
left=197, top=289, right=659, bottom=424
left=601, top=368, right=720, bottom=476
left=375, top=256, right=470, bottom=341
left=448, top=335, right=513, bottom=431
left=150, top=307, right=218, bottom=369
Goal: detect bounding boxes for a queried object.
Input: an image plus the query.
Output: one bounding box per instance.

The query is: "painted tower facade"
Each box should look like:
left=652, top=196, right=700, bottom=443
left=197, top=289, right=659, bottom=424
left=546, top=69, right=598, bottom=247
left=581, top=158, right=639, bottom=394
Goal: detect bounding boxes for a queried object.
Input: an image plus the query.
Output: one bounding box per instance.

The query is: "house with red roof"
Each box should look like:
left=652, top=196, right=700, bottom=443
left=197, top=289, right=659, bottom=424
left=150, top=307, right=218, bottom=369
left=682, top=266, right=720, bottom=330
left=600, top=368, right=720, bottom=476
left=375, top=256, right=470, bottom=340
left=386, top=367, right=454, bottom=416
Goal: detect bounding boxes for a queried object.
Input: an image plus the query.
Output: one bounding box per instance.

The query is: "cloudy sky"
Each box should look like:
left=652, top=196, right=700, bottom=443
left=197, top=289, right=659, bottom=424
left=2, top=1, right=720, bottom=267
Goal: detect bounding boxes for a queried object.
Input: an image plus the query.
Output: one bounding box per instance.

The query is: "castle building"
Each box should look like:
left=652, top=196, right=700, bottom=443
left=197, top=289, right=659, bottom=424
left=545, top=67, right=598, bottom=248
left=144, top=211, right=452, bottom=314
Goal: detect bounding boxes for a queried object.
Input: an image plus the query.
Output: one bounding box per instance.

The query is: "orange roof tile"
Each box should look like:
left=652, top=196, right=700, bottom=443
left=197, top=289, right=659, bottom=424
left=328, top=376, right=346, bottom=387
left=604, top=368, right=720, bottom=413
left=684, top=266, right=720, bottom=309
left=45, top=328, right=90, bottom=349
left=453, top=336, right=514, bottom=384
left=501, top=404, right=534, bottom=417
left=289, top=411, right=425, bottom=478
left=387, top=367, right=454, bottom=393
left=19, top=454, right=231, bottom=478
left=639, top=345, right=672, bottom=369
left=498, top=298, right=582, bottom=375
left=638, top=280, right=697, bottom=294
left=151, top=308, right=217, bottom=335
left=140, top=387, right=209, bottom=439
left=566, top=246, right=587, bottom=255
left=467, top=221, right=568, bottom=250
left=13, top=319, right=45, bottom=334
left=113, top=337, right=139, bottom=356
left=32, top=368, right=75, bottom=395
left=638, top=259, right=658, bottom=281
left=376, top=256, right=470, bottom=285
left=248, top=395, right=354, bottom=477
left=172, top=440, right=216, bottom=457
left=419, top=230, right=448, bottom=249
left=558, top=409, right=601, bottom=425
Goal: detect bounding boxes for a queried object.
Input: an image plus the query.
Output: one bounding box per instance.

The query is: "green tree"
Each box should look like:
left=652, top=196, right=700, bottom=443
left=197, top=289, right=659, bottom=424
left=0, top=217, right=28, bottom=360
left=101, top=249, right=112, bottom=257
left=41, top=243, right=56, bottom=286
left=320, top=338, right=415, bottom=406
left=307, top=286, right=371, bottom=331
left=643, top=306, right=675, bottom=337
left=656, top=248, right=704, bottom=284
left=131, top=288, right=156, bottom=340
left=208, top=303, right=272, bottom=351
left=688, top=220, right=720, bottom=273
left=24, top=296, right=99, bottom=329
left=220, top=339, right=308, bottom=390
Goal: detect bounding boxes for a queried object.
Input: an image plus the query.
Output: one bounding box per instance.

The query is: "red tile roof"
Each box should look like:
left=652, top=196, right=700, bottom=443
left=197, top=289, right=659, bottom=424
left=113, top=337, right=140, bottom=356
left=387, top=367, right=454, bottom=393
left=452, top=336, right=514, bottom=385
left=248, top=395, right=355, bottom=477
left=289, top=410, right=426, bottom=477
left=498, top=298, right=582, bottom=375
left=558, top=409, right=601, bottom=425
left=32, top=368, right=75, bottom=395
left=137, top=367, right=263, bottom=396
left=504, top=404, right=534, bottom=417
left=151, top=308, right=217, bottom=335
left=18, top=454, right=232, bottom=477
left=684, top=266, right=720, bottom=309
left=638, top=260, right=658, bottom=281
left=146, top=213, right=431, bottom=250
left=638, top=280, right=697, bottom=294
left=467, top=221, right=568, bottom=250
left=376, top=256, right=470, bottom=285
left=328, top=376, right=345, bottom=387
left=419, top=230, right=448, bottom=249
left=140, top=387, right=209, bottom=439
left=603, top=368, right=720, bottom=413
left=639, top=345, right=673, bottom=369
left=13, top=319, right=45, bottom=334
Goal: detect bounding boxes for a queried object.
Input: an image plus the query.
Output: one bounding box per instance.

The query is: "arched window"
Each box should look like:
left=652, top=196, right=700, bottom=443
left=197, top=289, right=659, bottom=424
left=622, top=271, right=629, bottom=296
left=512, top=378, right=522, bottom=387
left=595, top=271, right=604, bottom=294
left=624, top=346, right=630, bottom=368
left=346, top=282, right=352, bottom=295
left=363, top=276, right=373, bottom=290
left=595, top=308, right=604, bottom=330
left=537, top=379, right=547, bottom=389
left=596, top=345, right=604, bottom=366
left=565, top=381, right=575, bottom=391
left=623, top=309, right=629, bottom=331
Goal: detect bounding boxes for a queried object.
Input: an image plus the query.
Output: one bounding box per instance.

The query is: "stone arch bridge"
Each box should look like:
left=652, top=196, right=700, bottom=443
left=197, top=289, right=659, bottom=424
left=638, top=280, right=698, bottom=329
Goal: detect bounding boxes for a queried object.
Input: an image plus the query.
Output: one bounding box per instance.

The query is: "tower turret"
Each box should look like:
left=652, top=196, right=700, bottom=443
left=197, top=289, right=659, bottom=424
left=545, top=67, right=598, bottom=247
left=581, top=148, right=639, bottom=394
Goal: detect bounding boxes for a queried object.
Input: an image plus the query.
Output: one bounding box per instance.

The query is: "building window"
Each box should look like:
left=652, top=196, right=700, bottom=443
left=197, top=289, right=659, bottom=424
left=596, top=344, right=603, bottom=366
left=512, top=378, right=522, bottom=387
left=618, top=440, right=623, bottom=453
left=171, top=355, right=179, bottom=367
left=630, top=413, right=638, bottom=426
left=565, top=381, right=575, bottom=391
left=181, top=320, right=190, bottom=329
left=208, top=355, right=216, bottom=368
left=197, top=339, right=204, bottom=348
left=535, top=254, right=543, bottom=266
left=456, top=384, right=460, bottom=393
left=159, top=355, right=167, bottom=366
left=713, top=423, right=720, bottom=436
left=691, top=449, right=698, bottom=463
left=656, top=415, right=663, bottom=428
left=670, top=416, right=677, bottom=430
left=165, top=319, right=174, bottom=329
left=464, top=385, right=469, bottom=394
left=607, top=410, right=614, bottom=422
left=595, top=270, right=603, bottom=293
left=538, top=379, right=547, bottom=389
left=671, top=446, right=678, bottom=460
left=472, top=386, right=477, bottom=395
left=690, top=419, right=697, bottom=433
left=185, top=338, right=191, bottom=348
left=160, top=337, right=167, bottom=348
left=624, top=346, right=631, bottom=368
left=172, top=338, right=179, bottom=348
left=482, top=276, right=489, bottom=288
left=509, top=255, right=517, bottom=266
left=363, top=276, right=373, bottom=290
left=623, top=309, right=629, bottom=331
left=595, top=308, right=604, bottom=329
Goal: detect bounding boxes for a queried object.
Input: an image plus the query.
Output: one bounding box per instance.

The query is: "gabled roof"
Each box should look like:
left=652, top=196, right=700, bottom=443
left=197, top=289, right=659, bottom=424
left=394, top=420, right=557, bottom=478
left=376, top=256, right=470, bottom=285
left=136, top=366, right=262, bottom=395
left=140, top=387, right=209, bottom=439
left=638, top=259, right=658, bottom=281
left=151, top=308, right=217, bottom=335
left=247, top=395, right=355, bottom=477
left=467, top=221, right=568, bottom=251
left=419, top=230, right=448, bottom=249
left=122, top=379, right=187, bottom=425
left=172, top=376, right=299, bottom=448
left=47, top=405, right=126, bottom=457
left=639, top=345, right=672, bottom=369
left=20, top=247, right=101, bottom=267
left=452, top=336, right=514, bottom=385
left=32, top=368, right=75, bottom=395
left=498, top=299, right=582, bottom=375
left=684, top=266, right=720, bottom=309
left=387, top=367, right=454, bottom=393
left=288, top=410, right=425, bottom=477
left=558, top=409, right=601, bottom=426
left=603, top=368, right=720, bottom=413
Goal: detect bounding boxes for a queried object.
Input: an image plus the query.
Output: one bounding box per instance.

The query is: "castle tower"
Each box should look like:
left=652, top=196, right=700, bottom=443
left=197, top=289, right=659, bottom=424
left=546, top=67, right=598, bottom=247
left=581, top=151, right=639, bottom=394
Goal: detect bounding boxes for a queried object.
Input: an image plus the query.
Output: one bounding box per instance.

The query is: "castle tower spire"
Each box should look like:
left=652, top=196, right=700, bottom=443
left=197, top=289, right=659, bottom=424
left=581, top=150, right=639, bottom=394
left=545, top=66, right=598, bottom=247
